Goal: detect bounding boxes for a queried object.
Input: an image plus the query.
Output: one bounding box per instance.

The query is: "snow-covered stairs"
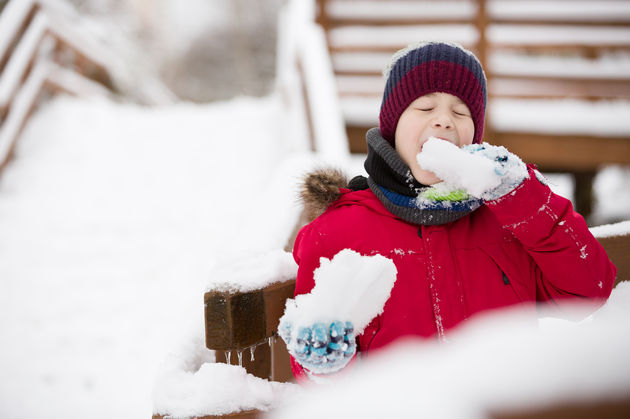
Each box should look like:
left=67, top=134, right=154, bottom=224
left=0, top=94, right=305, bottom=418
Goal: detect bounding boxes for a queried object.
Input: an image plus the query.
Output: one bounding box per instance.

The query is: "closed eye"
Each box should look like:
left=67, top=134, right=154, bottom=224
left=415, top=108, right=433, bottom=112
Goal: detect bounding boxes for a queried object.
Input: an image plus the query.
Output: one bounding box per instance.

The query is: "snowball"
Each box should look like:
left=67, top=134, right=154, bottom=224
left=416, top=138, right=501, bottom=197
left=416, top=138, right=528, bottom=200
left=280, top=249, right=397, bottom=335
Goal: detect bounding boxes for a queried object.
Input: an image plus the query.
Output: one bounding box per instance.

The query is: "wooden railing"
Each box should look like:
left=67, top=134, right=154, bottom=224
left=315, top=0, right=630, bottom=220
left=0, top=0, right=116, bottom=174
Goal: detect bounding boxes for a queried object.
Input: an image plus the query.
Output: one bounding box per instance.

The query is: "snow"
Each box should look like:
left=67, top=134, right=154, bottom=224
left=590, top=220, right=630, bottom=239
left=154, top=349, right=299, bottom=418
left=490, top=52, right=630, bottom=80
left=489, top=99, right=630, bottom=137
left=205, top=250, right=297, bottom=293
left=280, top=249, right=397, bottom=336
left=154, top=363, right=298, bottom=417
left=0, top=0, right=36, bottom=59
left=0, top=60, right=49, bottom=165
left=592, top=166, right=630, bottom=225
left=0, top=14, right=48, bottom=107
left=487, top=24, right=630, bottom=46
left=0, top=93, right=310, bottom=419
left=270, top=283, right=630, bottom=419
left=416, top=138, right=528, bottom=200
left=488, top=0, right=630, bottom=22
left=326, top=0, right=476, bottom=20
left=329, top=25, right=478, bottom=48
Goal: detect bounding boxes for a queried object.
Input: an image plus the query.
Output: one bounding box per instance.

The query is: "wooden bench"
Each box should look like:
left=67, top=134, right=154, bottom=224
left=315, top=0, right=630, bottom=220
left=0, top=0, right=116, bottom=174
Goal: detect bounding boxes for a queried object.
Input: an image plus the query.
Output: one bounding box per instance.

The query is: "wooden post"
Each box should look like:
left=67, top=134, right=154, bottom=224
left=597, top=233, right=630, bottom=288
left=573, top=171, right=596, bottom=223
left=204, top=280, right=296, bottom=381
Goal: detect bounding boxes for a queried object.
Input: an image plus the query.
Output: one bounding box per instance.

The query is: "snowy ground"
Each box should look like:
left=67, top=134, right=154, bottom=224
left=0, top=94, right=313, bottom=418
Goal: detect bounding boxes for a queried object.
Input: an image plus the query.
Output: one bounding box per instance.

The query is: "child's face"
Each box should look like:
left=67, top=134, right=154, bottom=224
left=394, top=92, right=475, bottom=185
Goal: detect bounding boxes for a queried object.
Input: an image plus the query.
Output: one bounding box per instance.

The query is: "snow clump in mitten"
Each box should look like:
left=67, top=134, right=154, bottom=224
left=416, top=137, right=529, bottom=201
left=280, top=249, right=397, bottom=336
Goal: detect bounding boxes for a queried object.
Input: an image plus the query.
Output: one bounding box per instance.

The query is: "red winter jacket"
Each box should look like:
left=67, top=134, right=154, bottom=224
left=290, top=167, right=616, bottom=380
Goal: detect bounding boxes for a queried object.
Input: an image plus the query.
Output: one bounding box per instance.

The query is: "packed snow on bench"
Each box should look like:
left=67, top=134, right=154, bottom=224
left=204, top=249, right=298, bottom=293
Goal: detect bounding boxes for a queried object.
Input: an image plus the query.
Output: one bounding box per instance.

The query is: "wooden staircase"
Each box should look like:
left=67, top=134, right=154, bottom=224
left=0, top=0, right=117, bottom=174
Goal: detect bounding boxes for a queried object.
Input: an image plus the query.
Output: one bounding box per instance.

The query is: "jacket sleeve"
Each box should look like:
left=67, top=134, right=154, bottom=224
left=485, top=165, right=616, bottom=308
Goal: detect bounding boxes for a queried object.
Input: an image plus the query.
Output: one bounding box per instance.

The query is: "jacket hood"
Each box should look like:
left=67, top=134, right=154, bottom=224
left=300, top=168, right=396, bottom=223
left=300, top=168, right=348, bottom=222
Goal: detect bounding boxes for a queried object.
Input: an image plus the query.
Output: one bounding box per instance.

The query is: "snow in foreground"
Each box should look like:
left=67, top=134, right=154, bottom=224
left=271, top=282, right=630, bottom=419
left=154, top=281, right=630, bottom=418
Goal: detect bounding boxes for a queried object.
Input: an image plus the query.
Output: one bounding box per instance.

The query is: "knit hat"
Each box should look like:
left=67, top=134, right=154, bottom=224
left=379, top=42, right=487, bottom=145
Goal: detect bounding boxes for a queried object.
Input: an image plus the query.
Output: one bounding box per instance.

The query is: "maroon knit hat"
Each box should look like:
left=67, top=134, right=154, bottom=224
left=379, top=42, right=487, bottom=145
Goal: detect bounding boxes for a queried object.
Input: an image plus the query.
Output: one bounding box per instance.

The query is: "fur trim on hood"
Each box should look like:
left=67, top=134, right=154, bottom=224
left=300, top=168, right=348, bottom=222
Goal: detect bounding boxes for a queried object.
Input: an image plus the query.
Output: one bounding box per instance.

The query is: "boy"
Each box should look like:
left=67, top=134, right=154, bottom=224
left=280, top=42, right=616, bottom=381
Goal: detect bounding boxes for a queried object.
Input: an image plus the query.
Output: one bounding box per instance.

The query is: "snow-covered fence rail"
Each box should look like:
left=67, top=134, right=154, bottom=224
left=315, top=0, right=630, bottom=219
left=0, top=0, right=116, bottom=174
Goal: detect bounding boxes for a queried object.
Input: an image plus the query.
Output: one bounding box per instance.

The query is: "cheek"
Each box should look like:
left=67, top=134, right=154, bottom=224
left=458, top=120, right=475, bottom=145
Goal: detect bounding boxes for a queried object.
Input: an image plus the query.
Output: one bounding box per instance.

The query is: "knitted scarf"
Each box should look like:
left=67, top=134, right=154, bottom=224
left=364, top=128, right=482, bottom=225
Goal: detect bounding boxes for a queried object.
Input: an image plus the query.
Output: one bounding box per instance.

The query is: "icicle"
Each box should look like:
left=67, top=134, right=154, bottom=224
left=237, top=350, right=243, bottom=367
left=226, top=350, right=232, bottom=365
left=250, top=346, right=255, bottom=362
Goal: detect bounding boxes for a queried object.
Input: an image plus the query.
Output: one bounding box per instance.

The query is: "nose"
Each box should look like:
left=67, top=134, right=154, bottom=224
left=431, top=112, right=453, bottom=130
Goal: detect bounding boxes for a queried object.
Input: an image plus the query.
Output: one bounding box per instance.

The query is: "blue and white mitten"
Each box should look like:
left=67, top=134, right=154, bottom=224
left=279, top=319, right=356, bottom=374
left=417, top=138, right=529, bottom=201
